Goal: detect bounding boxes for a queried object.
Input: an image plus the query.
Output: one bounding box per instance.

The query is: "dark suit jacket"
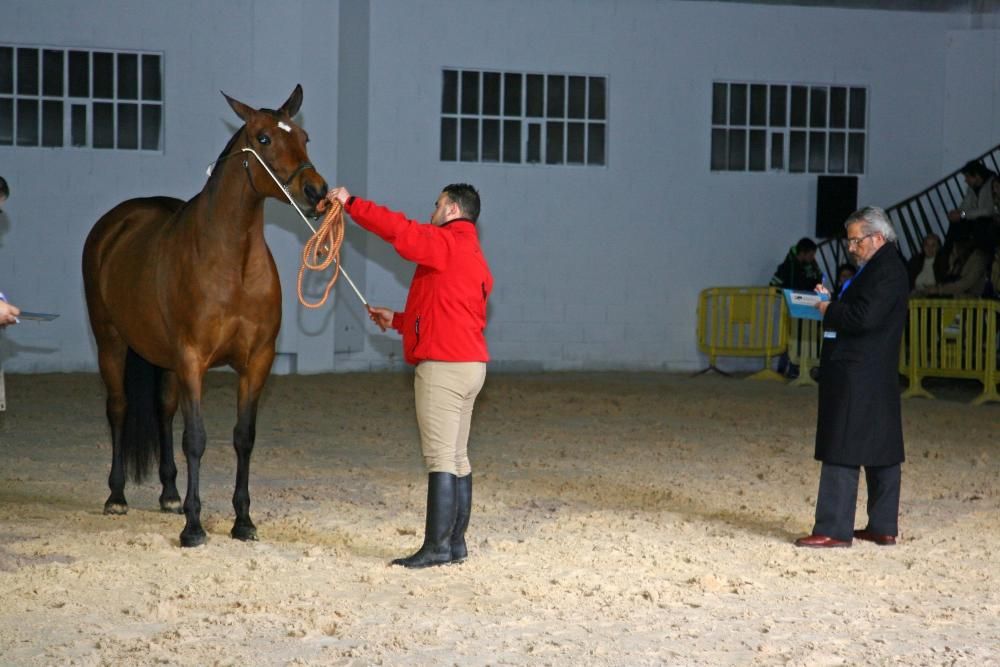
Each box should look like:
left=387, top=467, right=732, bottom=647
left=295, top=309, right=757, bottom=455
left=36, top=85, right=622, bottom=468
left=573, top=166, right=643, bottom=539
left=816, top=243, right=908, bottom=466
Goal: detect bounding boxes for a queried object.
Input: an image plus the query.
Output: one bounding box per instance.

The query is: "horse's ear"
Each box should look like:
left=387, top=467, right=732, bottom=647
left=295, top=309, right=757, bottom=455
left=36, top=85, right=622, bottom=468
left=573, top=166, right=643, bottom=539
left=222, top=91, right=254, bottom=122
left=279, top=84, right=304, bottom=118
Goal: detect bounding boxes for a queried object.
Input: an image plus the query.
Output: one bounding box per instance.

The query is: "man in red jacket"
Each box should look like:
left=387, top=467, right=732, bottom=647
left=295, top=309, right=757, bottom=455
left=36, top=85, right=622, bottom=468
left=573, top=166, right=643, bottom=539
left=327, top=183, right=493, bottom=568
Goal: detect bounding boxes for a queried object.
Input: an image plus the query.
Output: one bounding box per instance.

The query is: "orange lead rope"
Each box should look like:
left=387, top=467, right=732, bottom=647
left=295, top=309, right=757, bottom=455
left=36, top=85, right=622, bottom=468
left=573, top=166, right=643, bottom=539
left=297, top=197, right=345, bottom=308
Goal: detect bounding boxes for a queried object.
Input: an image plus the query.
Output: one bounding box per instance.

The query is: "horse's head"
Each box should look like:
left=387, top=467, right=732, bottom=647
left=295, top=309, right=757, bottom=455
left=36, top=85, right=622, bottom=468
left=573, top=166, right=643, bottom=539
left=223, top=85, right=328, bottom=216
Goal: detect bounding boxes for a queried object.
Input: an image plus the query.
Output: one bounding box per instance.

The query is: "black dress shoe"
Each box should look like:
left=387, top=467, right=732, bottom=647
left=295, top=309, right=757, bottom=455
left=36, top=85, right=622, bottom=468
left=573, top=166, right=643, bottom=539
left=853, top=529, right=896, bottom=546
left=794, top=534, right=852, bottom=548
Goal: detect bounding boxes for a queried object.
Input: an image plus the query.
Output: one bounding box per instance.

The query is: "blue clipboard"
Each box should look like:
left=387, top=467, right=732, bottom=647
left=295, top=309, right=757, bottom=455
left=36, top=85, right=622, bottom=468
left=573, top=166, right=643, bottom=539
left=18, top=311, right=60, bottom=322
left=782, top=289, right=828, bottom=321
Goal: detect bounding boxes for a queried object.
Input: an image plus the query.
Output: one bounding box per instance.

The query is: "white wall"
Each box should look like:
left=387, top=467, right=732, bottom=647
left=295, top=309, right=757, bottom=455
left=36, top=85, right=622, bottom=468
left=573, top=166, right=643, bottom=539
left=0, top=0, right=994, bottom=374
left=0, top=0, right=341, bottom=373
left=343, top=0, right=972, bottom=371
left=943, top=28, right=1000, bottom=170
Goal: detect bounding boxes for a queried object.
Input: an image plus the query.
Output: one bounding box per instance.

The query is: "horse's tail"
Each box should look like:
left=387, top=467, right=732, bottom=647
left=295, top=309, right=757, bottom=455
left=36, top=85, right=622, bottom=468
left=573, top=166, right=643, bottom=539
left=122, top=347, right=163, bottom=485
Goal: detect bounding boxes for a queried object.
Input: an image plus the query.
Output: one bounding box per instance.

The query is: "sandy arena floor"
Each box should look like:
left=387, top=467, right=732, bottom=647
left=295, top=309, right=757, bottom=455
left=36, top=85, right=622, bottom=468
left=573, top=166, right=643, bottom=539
left=0, top=371, right=997, bottom=666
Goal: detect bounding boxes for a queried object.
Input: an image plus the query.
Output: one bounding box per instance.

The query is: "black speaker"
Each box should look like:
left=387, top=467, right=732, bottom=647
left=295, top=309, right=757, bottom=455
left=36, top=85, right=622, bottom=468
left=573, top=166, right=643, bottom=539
left=815, top=175, right=858, bottom=238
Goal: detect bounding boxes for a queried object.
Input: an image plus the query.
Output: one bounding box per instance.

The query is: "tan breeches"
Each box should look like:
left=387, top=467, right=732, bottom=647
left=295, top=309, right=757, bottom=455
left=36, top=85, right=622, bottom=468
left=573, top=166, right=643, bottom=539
left=414, top=361, right=487, bottom=476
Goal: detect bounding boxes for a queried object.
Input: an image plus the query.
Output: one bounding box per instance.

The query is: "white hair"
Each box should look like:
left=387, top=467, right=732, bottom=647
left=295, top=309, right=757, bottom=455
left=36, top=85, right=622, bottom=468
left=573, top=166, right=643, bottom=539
left=844, top=206, right=897, bottom=243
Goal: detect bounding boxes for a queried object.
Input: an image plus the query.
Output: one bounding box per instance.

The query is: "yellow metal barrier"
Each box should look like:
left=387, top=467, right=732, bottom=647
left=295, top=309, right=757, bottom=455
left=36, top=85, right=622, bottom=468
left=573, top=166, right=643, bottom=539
left=901, top=298, right=1000, bottom=405
left=696, top=287, right=786, bottom=380
left=786, top=316, right=824, bottom=387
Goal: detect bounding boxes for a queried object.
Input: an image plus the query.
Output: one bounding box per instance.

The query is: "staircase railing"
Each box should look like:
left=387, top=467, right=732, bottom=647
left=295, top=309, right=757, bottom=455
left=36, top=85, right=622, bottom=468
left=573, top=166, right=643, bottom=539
left=815, top=143, right=1000, bottom=279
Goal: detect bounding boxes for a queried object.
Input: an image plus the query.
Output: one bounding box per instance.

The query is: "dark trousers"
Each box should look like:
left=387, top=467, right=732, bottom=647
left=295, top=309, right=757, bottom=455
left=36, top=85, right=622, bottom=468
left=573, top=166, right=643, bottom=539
left=812, top=462, right=901, bottom=541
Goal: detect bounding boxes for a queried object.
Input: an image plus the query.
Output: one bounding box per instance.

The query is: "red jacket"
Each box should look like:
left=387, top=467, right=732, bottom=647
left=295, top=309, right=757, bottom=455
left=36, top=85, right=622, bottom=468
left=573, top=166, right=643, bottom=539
left=345, top=196, right=493, bottom=365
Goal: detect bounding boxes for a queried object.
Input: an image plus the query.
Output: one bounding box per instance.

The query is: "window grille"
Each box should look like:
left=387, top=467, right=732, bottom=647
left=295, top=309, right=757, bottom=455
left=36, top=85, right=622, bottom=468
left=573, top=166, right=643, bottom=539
left=711, top=81, right=866, bottom=174
left=441, top=68, right=607, bottom=167
left=0, top=44, right=163, bottom=151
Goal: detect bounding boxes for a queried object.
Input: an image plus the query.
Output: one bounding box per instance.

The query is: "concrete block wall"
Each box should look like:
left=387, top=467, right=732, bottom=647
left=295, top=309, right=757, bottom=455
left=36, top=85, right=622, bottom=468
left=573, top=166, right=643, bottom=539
left=2, top=0, right=999, bottom=374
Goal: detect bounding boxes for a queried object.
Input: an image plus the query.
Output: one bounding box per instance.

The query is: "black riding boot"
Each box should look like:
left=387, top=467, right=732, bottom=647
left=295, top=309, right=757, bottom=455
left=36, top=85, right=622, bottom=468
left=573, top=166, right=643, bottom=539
left=392, top=472, right=456, bottom=569
left=450, top=474, right=472, bottom=563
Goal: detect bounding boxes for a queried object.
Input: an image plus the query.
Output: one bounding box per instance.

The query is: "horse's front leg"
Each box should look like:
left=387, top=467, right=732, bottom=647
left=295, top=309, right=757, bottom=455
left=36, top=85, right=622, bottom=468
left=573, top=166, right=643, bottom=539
left=230, top=351, right=274, bottom=541
left=98, top=344, right=129, bottom=515
left=158, top=371, right=182, bottom=514
left=177, top=369, right=208, bottom=547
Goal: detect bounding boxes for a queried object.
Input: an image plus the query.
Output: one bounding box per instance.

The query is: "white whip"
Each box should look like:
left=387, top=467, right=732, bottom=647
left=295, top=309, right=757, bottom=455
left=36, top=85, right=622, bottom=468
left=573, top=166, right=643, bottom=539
left=240, top=147, right=368, bottom=307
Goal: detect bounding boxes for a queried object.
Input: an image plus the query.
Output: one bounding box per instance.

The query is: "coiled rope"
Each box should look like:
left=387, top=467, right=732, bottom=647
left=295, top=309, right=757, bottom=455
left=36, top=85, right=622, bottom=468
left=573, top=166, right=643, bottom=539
left=296, top=197, right=345, bottom=309
left=238, top=147, right=367, bottom=308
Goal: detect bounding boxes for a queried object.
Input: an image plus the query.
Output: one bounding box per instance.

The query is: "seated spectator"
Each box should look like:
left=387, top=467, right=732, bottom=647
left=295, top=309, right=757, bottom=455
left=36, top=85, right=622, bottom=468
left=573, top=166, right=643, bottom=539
left=990, top=245, right=1000, bottom=299
left=946, top=160, right=996, bottom=250
left=916, top=234, right=990, bottom=298
left=832, top=263, right=857, bottom=300
left=769, top=237, right=822, bottom=291
left=906, top=233, right=944, bottom=293
left=989, top=176, right=1000, bottom=251
left=771, top=237, right=823, bottom=379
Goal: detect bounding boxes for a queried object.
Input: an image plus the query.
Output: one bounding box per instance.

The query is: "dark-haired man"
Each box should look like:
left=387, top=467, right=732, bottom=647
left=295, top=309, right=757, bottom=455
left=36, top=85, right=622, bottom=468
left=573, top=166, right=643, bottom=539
left=770, top=237, right=824, bottom=377
left=327, top=183, right=492, bottom=569
left=947, top=160, right=996, bottom=251
left=769, top=237, right=823, bottom=291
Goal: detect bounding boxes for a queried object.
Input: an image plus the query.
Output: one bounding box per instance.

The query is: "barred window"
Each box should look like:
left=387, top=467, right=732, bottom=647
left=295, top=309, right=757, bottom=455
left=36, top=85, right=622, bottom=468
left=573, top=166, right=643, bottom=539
left=441, top=68, right=607, bottom=166
left=711, top=81, right=866, bottom=174
left=0, top=44, right=163, bottom=150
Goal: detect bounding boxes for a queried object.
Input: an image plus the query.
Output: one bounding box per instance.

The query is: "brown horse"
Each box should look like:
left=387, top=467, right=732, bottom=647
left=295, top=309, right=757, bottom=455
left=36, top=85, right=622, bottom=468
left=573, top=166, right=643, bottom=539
left=82, top=85, right=328, bottom=547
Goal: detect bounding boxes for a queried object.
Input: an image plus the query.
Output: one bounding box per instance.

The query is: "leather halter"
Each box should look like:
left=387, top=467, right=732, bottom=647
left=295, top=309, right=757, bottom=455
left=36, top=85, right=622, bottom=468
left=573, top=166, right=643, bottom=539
left=240, top=126, right=315, bottom=195
left=207, top=124, right=313, bottom=195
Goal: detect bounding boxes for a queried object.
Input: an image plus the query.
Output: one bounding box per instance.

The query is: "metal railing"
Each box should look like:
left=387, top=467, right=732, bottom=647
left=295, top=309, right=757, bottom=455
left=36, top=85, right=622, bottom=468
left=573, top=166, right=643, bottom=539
left=815, top=143, right=1000, bottom=278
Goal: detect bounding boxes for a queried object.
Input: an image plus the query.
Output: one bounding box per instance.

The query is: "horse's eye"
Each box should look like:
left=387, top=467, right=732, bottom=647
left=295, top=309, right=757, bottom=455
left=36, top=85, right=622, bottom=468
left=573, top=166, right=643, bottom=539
left=257, top=133, right=271, bottom=145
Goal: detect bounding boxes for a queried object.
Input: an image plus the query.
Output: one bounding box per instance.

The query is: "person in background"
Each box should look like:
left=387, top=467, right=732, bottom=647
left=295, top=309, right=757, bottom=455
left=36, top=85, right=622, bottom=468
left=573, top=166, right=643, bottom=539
left=796, top=206, right=908, bottom=549
left=326, top=183, right=492, bottom=569
left=0, top=177, right=20, bottom=327
left=916, top=233, right=989, bottom=298
left=769, top=237, right=823, bottom=291
left=946, top=160, right=996, bottom=250
left=832, top=263, right=857, bottom=301
left=0, top=294, right=19, bottom=327
left=906, top=233, right=944, bottom=293
left=771, top=237, right=824, bottom=378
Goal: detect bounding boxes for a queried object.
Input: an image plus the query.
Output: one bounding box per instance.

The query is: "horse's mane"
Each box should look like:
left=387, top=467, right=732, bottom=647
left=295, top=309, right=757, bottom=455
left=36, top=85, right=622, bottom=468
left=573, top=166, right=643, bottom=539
left=213, top=125, right=245, bottom=167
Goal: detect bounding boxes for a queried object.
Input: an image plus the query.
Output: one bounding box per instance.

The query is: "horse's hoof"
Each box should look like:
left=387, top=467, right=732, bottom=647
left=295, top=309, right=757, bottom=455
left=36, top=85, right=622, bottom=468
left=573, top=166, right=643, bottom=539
left=180, top=529, right=207, bottom=548
left=159, top=498, right=183, bottom=514
left=103, top=502, right=128, bottom=515
left=231, top=523, right=258, bottom=542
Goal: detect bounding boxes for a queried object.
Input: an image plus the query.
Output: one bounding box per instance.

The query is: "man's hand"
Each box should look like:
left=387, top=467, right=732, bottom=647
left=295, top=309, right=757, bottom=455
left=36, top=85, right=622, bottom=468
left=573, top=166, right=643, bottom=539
left=816, top=300, right=831, bottom=316
left=366, top=305, right=394, bottom=332
left=947, top=209, right=962, bottom=223
left=0, top=300, right=20, bottom=327
left=327, top=186, right=351, bottom=206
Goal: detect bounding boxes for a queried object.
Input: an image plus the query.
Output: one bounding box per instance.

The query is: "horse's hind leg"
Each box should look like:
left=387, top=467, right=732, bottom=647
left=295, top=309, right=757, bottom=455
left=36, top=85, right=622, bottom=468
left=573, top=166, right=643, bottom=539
left=157, top=371, right=182, bottom=513
left=230, top=352, right=273, bottom=541
left=97, top=338, right=129, bottom=515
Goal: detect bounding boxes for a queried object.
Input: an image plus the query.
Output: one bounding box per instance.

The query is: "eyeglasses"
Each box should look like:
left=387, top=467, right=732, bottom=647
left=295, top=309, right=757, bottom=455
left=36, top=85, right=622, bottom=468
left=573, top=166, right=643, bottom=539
left=846, top=233, right=875, bottom=248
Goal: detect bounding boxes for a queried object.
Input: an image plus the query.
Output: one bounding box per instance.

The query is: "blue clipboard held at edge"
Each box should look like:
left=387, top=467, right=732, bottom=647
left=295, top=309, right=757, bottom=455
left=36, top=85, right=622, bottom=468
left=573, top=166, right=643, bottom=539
left=17, top=311, right=60, bottom=322
left=782, top=289, right=828, bottom=321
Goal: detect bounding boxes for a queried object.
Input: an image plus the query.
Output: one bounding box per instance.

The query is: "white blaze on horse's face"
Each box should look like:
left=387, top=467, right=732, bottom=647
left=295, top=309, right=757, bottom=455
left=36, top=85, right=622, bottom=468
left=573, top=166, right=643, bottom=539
left=277, top=121, right=291, bottom=133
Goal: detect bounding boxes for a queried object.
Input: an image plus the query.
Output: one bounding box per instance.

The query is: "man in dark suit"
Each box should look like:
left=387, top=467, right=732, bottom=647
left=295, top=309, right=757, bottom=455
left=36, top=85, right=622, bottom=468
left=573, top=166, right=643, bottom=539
left=796, top=206, right=909, bottom=548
